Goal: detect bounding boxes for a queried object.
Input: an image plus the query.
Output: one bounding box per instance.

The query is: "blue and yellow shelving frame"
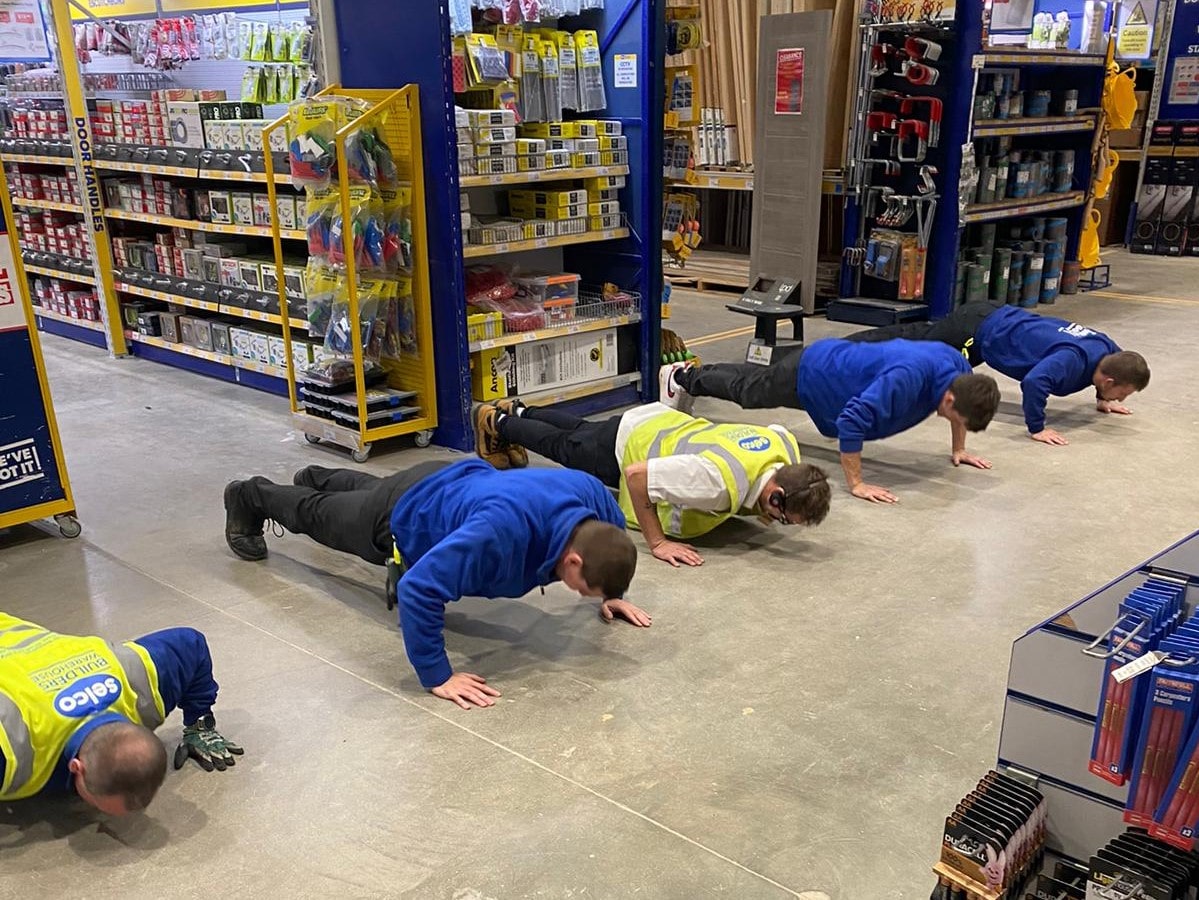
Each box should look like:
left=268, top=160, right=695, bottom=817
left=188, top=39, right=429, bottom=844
left=329, top=0, right=665, bottom=452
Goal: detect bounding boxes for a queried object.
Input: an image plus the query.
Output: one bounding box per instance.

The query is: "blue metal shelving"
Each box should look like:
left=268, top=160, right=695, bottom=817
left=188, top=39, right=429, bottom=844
left=332, top=0, right=664, bottom=452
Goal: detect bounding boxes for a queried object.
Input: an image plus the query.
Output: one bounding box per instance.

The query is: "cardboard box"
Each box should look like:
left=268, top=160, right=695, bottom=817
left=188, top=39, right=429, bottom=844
left=275, top=195, right=297, bottom=230
left=182, top=248, right=204, bottom=281
left=158, top=311, right=184, bottom=343
left=211, top=321, right=231, bottom=355
left=167, top=102, right=206, bottom=148
left=268, top=335, right=288, bottom=368
left=219, top=258, right=243, bottom=287
left=203, top=120, right=226, bottom=150
left=261, top=264, right=280, bottom=296
left=229, top=326, right=254, bottom=360
left=471, top=327, right=620, bottom=400
left=231, top=192, right=254, bottom=226
left=253, top=194, right=273, bottom=227
left=209, top=190, right=233, bottom=224
left=238, top=259, right=263, bottom=291
left=250, top=332, right=271, bottom=364
left=282, top=265, right=305, bottom=299
left=201, top=256, right=222, bottom=283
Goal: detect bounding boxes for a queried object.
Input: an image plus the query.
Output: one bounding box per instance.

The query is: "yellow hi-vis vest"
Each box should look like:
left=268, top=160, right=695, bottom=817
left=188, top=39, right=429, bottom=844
left=0, top=613, right=166, bottom=800
left=617, top=409, right=802, bottom=539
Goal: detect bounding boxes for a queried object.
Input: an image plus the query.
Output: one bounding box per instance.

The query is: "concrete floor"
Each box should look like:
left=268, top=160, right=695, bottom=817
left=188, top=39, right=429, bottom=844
left=2, top=247, right=1197, bottom=899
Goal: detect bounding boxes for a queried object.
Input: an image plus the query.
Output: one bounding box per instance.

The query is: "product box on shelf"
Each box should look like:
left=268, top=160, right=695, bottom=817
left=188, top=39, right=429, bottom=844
left=275, top=195, right=297, bottom=230
left=168, top=103, right=206, bottom=149
left=209, top=191, right=233, bottom=224
left=268, top=335, right=288, bottom=369
left=471, top=327, right=621, bottom=401
left=158, top=311, right=184, bottom=343
left=210, top=321, right=231, bottom=356
left=136, top=310, right=161, bottom=336
left=231, top=192, right=255, bottom=226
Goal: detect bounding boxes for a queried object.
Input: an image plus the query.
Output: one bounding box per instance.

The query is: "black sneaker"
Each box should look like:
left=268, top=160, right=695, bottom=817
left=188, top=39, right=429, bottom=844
left=223, top=480, right=268, bottom=561
left=386, top=559, right=401, bottom=611
left=292, top=465, right=328, bottom=488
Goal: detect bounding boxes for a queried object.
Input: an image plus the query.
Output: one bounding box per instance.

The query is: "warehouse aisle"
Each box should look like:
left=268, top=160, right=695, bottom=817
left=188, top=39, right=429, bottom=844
left=2, top=252, right=1197, bottom=899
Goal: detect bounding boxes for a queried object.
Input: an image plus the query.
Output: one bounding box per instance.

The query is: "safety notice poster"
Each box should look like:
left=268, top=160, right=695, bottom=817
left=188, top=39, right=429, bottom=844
left=1169, top=58, right=1199, bottom=106
left=1160, top=0, right=1199, bottom=117
left=774, top=48, right=805, bottom=115
left=0, top=0, right=51, bottom=63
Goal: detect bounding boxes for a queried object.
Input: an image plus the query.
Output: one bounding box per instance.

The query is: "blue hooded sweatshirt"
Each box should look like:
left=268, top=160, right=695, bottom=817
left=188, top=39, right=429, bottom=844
left=389, top=459, right=626, bottom=688
left=795, top=338, right=972, bottom=453
left=975, top=306, right=1120, bottom=434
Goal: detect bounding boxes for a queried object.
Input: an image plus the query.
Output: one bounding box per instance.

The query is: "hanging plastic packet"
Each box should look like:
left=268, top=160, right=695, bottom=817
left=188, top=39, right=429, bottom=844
left=575, top=30, right=606, bottom=111
left=237, top=20, right=253, bottom=60
left=250, top=21, right=270, bottom=61
left=289, top=101, right=338, bottom=189
left=279, top=65, right=296, bottom=104
left=366, top=278, right=400, bottom=360
left=264, top=65, right=280, bottom=104
left=305, top=188, right=339, bottom=263
left=555, top=31, right=579, bottom=111
left=448, top=0, right=472, bottom=34
left=325, top=276, right=383, bottom=358
left=540, top=37, right=562, bottom=122
left=270, top=22, right=288, bottom=61
left=184, top=18, right=200, bottom=60
left=520, top=35, right=545, bottom=123
left=380, top=186, right=413, bottom=274
left=241, top=66, right=263, bottom=103
left=520, top=0, right=542, bottom=21
left=395, top=276, right=417, bottom=354
left=304, top=261, right=338, bottom=337
left=466, top=34, right=512, bottom=85
left=290, top=23, right=312, bottom=63
left=225, top=13, right=238, bottom=58
left=344, top=126, right=380, bottom=188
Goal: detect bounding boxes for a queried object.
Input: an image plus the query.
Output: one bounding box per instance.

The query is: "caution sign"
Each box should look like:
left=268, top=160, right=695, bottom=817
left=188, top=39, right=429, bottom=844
left=1117, top=0, right=1156, bottom=60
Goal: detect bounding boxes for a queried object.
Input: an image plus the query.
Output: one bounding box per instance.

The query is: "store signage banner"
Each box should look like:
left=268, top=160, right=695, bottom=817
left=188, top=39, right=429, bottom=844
left=1161, top=0, right=1199, bottom=117
left=1116, top=0, right=1158, bottom=60
left=0, top=0, right=51, bottom=64
left=68, top=0, right=156, bottom=20
left=0, top=234, right=67, bottom=514
left=774, top=48, right=805, bottom=116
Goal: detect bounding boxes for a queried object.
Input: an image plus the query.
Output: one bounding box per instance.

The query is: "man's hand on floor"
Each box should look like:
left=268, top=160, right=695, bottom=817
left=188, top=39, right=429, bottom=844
left=851, top=482, right=898, bottom=504
left=1097, top=400, right=1133, bottom=415
left=601, top=598, right=653, bottom=627
left=952, top=450, right=992, bottom=470
left=1030, top=428, right=1069, bottom=446
left=174, top=715, right=244, bottom=772
left=650, top=539, right=704, bottom=567
left=432, top=672, right=501, bottom=709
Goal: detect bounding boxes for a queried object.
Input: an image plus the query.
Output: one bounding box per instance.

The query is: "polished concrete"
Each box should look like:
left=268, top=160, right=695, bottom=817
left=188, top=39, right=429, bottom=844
left=2, top=248, right=1197, bottom=898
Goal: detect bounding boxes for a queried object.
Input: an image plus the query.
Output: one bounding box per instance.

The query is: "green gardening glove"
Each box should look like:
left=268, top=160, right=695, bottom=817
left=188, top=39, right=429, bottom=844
left=173, top=714, right=245, bottom=772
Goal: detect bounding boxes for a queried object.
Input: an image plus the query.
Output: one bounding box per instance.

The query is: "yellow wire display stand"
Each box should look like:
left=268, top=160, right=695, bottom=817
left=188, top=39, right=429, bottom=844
left=263, top=86, right=438, bottom=462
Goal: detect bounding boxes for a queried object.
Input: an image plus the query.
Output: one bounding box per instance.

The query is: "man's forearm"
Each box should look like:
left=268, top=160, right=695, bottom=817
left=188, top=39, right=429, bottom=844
left=625, top=465, right=668, bottom=549
left=839, top=451, right=864, bottom=489
left=951, top=418, right=967, bottom=454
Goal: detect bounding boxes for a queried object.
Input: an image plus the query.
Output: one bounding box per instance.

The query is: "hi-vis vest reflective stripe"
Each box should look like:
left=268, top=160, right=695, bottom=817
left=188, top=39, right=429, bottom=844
left=0, top=613, right=166, bottom=800
left=617, top=409, right=802, bottom=539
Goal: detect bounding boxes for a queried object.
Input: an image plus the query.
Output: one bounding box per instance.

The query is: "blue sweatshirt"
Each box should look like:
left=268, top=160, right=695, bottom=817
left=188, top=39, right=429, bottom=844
left=389, top=459, right=626, bottom=689
left=796, top=338, right=971, bottom=453
left=975, top=306, right=1119, bottom=434
left=5, top=626, right=220, bottom=796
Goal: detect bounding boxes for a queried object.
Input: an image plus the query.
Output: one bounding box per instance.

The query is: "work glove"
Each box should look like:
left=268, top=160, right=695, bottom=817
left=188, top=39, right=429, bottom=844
left=173, top=714, right=244, bottom=772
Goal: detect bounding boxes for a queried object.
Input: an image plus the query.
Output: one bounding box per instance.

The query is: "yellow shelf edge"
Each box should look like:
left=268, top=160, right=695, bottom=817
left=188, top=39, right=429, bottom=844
left=463, top=227, right=630, bottom=259
left=24, top=263, right=96, bottom=284
left=963, top=190, right=1086, bottom=223
left=469, top=313, right=641, bottom=352
left=33, top=307, right=106, bottom=331
left=13, top=197, right=83, bottom=213
left=459, top=165, right=630, bottom=188
left=104, top=207, right=305, bottom=241
left=125, top=329, right=287, bottom=378
left=1, top=153, right=72, bottom=166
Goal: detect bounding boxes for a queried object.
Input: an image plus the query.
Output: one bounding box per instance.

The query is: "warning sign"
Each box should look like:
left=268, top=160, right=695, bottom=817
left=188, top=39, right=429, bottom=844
left=774, top=48, right=805, bottom=116
left=1116, top=0, right=1156, bottom=60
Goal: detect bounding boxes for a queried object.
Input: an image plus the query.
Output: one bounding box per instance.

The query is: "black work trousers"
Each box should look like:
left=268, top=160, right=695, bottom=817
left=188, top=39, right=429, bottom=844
left=842, top=300, right=1000, bottom=367
left=498, top=407, right=623, bottom=489
left=243, top=460, right=454, bottom=566
left=676, top=347, right=804, bottom=410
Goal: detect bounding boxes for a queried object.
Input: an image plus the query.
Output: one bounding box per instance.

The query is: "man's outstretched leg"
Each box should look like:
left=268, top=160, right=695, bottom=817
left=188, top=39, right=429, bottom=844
left=225, top=460, right=453, bottom=563
left=492, top=405, right=623, bottom=488
left=670, top=350, right=803, bottom=410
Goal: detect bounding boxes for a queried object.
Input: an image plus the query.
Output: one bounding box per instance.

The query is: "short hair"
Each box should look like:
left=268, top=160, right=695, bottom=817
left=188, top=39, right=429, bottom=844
left=571, top=519, right=637, bottom=600
left=1099, top=351, right=1150, bottom=390
left=775, top=463, right=831, bottom=526
left=950, top=373, right=1001, bottom=432
left=78, top=721, right=167, bottom=812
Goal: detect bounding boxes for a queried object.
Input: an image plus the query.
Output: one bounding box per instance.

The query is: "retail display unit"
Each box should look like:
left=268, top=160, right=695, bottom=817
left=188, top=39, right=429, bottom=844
left=978, top=532, right=1199, bottom=874
left=0, top=0, right=317, bottom=397
left=330, top=0, right=664, bottom=452
left=837, top=0, right=1106, bottom=324
left=263, top=86, right=437, bottom=461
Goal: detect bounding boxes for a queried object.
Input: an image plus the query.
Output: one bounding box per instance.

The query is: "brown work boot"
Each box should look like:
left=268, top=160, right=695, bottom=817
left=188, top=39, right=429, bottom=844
left=494, top=399, right=529, bottom=467
left=474, top=402, right=510, bottom=470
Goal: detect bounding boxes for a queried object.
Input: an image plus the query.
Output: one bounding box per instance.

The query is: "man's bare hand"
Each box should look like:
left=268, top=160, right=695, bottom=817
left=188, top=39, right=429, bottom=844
left=601, top=599, right=653, bottom=627
left=952, top=450, right=993, bottom=469
left=851, top=482, right=898, bottom=504
left=1097, top=400, right=1133, bottom=415
left=651, top=539, right=704, bottom=567
left=431, top=672, right=501, bottom=710
left=1030, top=428, right=1069, bottom=446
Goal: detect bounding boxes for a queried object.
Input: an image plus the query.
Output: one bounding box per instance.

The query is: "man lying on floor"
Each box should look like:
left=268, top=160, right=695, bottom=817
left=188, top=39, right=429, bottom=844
left=660, top=338, right=1002, bottom=504
left=223, top=458, right=649, bottom=710
left=0, top=612, right=241, bottom=814
left=843, top=301, right=1151, bottom=446
left=474, top=400, right=831, bottom=568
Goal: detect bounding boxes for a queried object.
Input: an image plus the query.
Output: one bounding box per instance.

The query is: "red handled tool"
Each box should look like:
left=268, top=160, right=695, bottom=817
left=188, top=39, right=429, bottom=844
left=904, top=36, right=943, bottom=60
left=897, top=119, right=929, bottom=162
left=904, top=61, right=940, bottom=86
left=900, top=96, right=943, bottom=147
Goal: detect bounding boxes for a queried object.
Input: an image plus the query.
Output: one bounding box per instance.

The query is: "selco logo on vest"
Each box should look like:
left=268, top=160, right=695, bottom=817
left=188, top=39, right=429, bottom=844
left=737, top=435, right=771, bottom=452
left=54, top=675, right=123, bottom=717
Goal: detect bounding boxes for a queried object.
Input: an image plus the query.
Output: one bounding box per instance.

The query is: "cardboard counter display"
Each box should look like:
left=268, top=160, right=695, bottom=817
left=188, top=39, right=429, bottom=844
left=471, top=326, right=638, bottom=401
